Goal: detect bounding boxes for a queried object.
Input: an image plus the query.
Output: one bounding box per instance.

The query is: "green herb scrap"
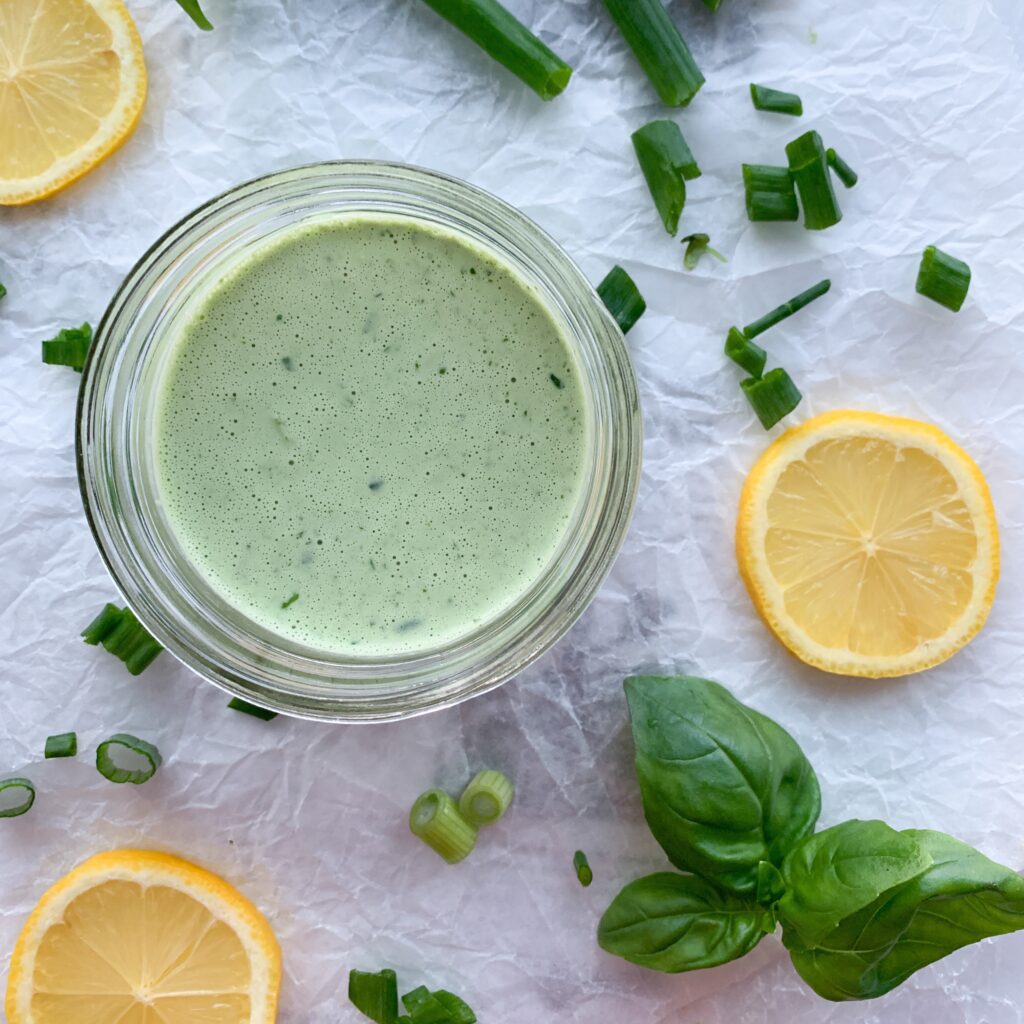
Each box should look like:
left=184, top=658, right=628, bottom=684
left=598, top=675, right=1024, bottom=1000
left=41, top=322, right=93, bottom=372
left=174, top=0, right=214, bottom=31
left=680, top=233, right=726, bottom=271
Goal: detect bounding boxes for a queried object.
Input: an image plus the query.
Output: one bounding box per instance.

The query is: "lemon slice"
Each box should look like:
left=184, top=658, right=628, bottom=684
left=736, top=410, right=999, bottom=678
left=0, top=0, right=147, bottom=205
left=5, top=850, right=281, bottom=1024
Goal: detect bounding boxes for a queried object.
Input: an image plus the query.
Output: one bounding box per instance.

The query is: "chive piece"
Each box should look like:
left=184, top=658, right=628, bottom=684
left=228, top=698, right=278, bottom=722
left=81, top=603, right=124, bottom=645
left=458, top=770, right=514, bottom=827
left=402, top=986, right=476, bottom=1024
left=45, top=732, right=78, bottom=759
left=681, top=233, right=727, bottom=271
left=95, top=734, right=162, bottom=785
left=0, top=778, right=35, bottom=819
left=574, top=850, right=594, bottom=887
left=725, top=327, right=767, bottom=379
left=433, top=992, right=477, bottom=1024
left=174, top=0, right=213, bottom=29
left=82, top=604, right=163, bottom=676
left=742, top=368, right=803, bottom=429
left=786, top=131, right=842, bottom=230
left=349, top=969, right=399, bottom=1024
left=632, top=120, right=698, bottom=235
left=916, top=245, right=971, bottom=312
left=826, top=148, right=858, bottom=188
left=281, top=592, right=299, bottom=609
left=702, top=0, right=723, bottom=9
left=743, top=279, right=832, bottom=340
left=601, top=0, right=704, bottom=107
left=742, top=164, right=799, bottom=222
left=596, top=266, right=647, bottom=334
left=419, top=0, right=572, bottom=101
left=409, top=789, right=477, bottom=864
left=750, top=83, right=803, bottom=117
left=41, top=322, right=92, bottom=373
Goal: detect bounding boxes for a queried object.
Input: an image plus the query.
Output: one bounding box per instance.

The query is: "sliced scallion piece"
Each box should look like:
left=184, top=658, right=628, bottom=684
left=96, top=734, right=162, bottom=785
left=174, top=0, right=213, bottom=30
left=826, top=148, right=858, bottom=188
left=702, top=0, right=723, bottom=9
left=419, top=0, right=572, bottom=101
left=458, top=769, right=514, bottom=827
left=742, top=368, right=802, bottom=429
left=0, top=282, right=6, bottom=300
left=432, top=991, right=477, bottom=1024
left=45, top=732, right=78, bottom=759
left=786, top=130, right=842, bottom=230
left=0, top=778, right=36, bottom=819
left=743, top=279, right=832, bottom=340
left=725, top=327, right=767, bottom=379
left=632, top=120, right=699, bottom=235
left=228, top=698, right=278, bottom=721
left=742, top=164, right=799, bottom=222
left=349, top=968, right=399, bottom=1024
left=750, top=83, right=803, bottom=117
left=82, top=604, right=163, bottom=676
left=601, top=0, right=704, bottom=107
left=916, top=245, right=971, bottom=312
left=681, top=233, right=727, bottom=271
left=574, top=850, right=594, bottom=887
left=41, top=322, right=92, bottom=372
left=596, top=266, right=646, bottom=334
left=409, top=789, right=477, bottom=864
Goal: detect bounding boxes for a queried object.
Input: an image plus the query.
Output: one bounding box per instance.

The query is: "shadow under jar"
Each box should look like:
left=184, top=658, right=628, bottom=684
left=78, top=162, right=642, bottom=722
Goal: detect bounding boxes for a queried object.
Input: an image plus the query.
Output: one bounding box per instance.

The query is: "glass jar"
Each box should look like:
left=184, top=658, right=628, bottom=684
left=78, top=162, right=642, bottom=722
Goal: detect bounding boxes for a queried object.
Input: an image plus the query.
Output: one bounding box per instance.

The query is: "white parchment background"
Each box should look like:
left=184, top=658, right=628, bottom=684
left=3, top=0, right=1024, bottom=1020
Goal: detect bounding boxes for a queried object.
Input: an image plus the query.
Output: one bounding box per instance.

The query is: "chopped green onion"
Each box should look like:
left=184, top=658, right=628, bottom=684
left=458, top=770, right=514, bottom=827
left=826, top=148, right=858, bottom=188
left=742, top=368, right=802, bottom=429
left=409, top=789, right=477, bottom=864
left=742, top=164, right=799, bottom=222
left=786, top=131, right=842, bottom=230
left=725, top=327, right=767, bottom=379
left=632, top=120, right=699, bottom=235
left=431, top=992, right=477, bottom=1024
left=596, top=266, right=646, bottom=334
left=173, top=0, right=213, bottom=30
left=0, top=281, right=6, bottom=300
left=750, top=83, right=803, bottom=117
left=41, top=322, right=92, bottom=372
left=916, top=245, right=971, bottom=312
left=45, top=732, right=78, bottom=759
left=96, top=734, right=162, bottom=785
left=574, top=850, right=594, bottom=887
left=82, top=603, right=163, bottom=676
left=743, top=278, right=832, bottom=340
left=681, top=233, right=727, bottom=271
left=419, top=0, right=572, bottom=101
left=549, top=373, right=564, bottom=389
left=702, top=0, right=723, bottom=9
left=281, top=592, right=299, bottom=609
left=228, top=698, right=278, bottom=721
left=0, top=778, right=35, bottom=819
left=601, top=0, right=704, bottom=107
left=349, top=968, right=399, bottom=1024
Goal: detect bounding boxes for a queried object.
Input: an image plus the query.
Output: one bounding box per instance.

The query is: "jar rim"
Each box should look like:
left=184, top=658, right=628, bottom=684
left=77, top=161, right=642, bottom=722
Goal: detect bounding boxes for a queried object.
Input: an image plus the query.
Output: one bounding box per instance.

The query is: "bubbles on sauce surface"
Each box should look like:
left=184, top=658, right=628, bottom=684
left=156, top=218, right=588, bottom=654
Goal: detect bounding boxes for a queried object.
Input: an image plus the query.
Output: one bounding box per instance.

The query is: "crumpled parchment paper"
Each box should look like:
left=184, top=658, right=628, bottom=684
left=3, top=0, right=1024, bottom=1020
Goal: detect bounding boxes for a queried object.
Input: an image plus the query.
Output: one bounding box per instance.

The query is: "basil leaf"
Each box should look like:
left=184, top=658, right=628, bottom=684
left=789, top=829, right=1024, bottom=1001
left=598, top=872, right=773, bottom=973
left=624, top=675, right=820, bottom=895
left=777, top=820, right=932, bottom=951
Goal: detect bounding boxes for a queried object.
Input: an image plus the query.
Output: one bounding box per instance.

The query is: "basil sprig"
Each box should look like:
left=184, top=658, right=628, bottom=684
left=599, top=675, right=1024, bottom=1001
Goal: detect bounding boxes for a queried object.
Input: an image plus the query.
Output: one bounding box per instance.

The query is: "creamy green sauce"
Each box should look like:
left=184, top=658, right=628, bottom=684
left=154, top=215, right=589, bottom=655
